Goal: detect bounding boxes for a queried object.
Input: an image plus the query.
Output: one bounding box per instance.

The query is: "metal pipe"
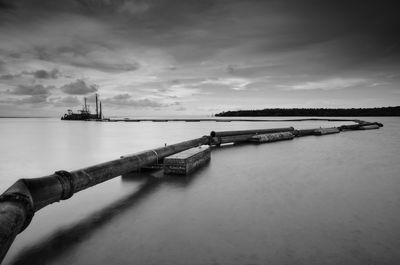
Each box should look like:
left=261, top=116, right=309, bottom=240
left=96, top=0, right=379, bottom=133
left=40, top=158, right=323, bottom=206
left=211, top=134, right=255, bottom=145
left=293, top=129, right=317, bottom=137
left=339, top=122, right=383, bottom=131
left=210, top=127, right=294, bottom=137
left=0, top=201, right=29, bottom=261
left=0, top=136, right=209, bottom=262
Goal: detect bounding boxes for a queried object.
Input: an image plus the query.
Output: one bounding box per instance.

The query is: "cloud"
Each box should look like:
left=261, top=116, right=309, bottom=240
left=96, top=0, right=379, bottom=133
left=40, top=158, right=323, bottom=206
left=7, top=84, right=54, bottom=95
left=60, top=79, right=98, bottom=95
left=63, top=49, right=141, bottom=73
left=0, top=0, right=14, bottom=10
left=19, top=94, right=48, bottom=104
left=33, top=45, right=141, bottom=73
left=175, top=106, right=187, bottom=111
left=158, top=82, right=202, bottom=98
left=0, top=94, right=49, bottom=105
left=201, top=78, right=251, bottom=91
left=49, top=96, right=81, bottom=107
left=0, top=73, right=19, bottom=80
left=117, top=1, right=150, bottom=15
left=0, top=69, right=59, bottom=80
left=103, top=93, right=178, bottom=109
left=283, top=78, right=369, bottom=91
left=226, top=65, right=236, bottom=74
left=0, top=59, right=4, bottom=71
left=31, top=69, right=59, bottom=79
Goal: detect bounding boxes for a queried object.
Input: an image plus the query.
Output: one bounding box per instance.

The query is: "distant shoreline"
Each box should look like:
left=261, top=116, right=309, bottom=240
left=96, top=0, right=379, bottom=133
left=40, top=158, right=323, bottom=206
left=216, top=106, right=400, bottom=117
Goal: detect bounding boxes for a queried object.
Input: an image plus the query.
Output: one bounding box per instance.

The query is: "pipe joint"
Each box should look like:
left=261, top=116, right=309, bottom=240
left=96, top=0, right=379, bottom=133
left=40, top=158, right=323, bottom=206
left=0, top=192, right=34, bottom=232
left=54, top=170, right=76, bottom=200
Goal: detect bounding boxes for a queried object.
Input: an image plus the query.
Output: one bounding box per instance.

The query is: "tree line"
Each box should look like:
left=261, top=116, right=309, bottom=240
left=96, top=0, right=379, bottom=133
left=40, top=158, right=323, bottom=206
left=216, top=106, right=400, bottom=117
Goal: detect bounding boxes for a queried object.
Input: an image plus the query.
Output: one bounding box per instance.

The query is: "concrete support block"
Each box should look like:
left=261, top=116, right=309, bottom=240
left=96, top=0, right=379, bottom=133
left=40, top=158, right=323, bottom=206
left=164, top=146, right=211, bottom=175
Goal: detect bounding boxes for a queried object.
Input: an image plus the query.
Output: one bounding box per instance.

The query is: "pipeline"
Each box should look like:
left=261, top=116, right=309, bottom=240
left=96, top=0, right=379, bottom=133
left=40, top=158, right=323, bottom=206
left=0, top=136, right=209, bottom=261
left=0, top=120, right=383, bottom=262
left=210, top=127, right=294, bottom=137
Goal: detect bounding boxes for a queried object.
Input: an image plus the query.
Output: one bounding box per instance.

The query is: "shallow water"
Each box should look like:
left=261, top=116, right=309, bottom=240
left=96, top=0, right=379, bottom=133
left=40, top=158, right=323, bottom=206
left=1, top=117, right=399, bottom=265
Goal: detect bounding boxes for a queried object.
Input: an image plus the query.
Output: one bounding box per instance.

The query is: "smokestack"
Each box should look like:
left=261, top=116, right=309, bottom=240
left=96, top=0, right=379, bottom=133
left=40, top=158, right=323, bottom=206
left=84, top=97, right=87, bottom=112
left=99, top=101, right=102, bottom=120
left=95, top=94, right=99, bottom=118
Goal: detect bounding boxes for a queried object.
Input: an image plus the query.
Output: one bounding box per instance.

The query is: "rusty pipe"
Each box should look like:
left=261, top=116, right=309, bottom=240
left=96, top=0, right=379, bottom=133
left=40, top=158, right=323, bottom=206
left=0, top=136, right=209, bottom=262
left=210, top=127, right=294, bottom=137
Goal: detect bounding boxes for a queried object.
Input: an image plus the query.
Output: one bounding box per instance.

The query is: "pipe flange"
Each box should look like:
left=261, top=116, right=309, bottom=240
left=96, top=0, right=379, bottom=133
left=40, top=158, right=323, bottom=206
left=54, top=170, right=75, bottom=200
left=0, top=192, right=35, bottom=232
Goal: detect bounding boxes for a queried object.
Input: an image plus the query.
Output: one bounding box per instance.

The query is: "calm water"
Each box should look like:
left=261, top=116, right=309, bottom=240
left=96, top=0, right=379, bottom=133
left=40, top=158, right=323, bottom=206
left=1, top=117, right=399, bottom=265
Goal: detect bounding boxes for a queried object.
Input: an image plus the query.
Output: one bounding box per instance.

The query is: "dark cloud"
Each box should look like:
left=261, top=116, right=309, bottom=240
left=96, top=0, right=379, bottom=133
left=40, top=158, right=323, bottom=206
left=7, top=84, right=54, bottom=95
left=0, top=73, right=17, bottom=80
left=103, top=93, right=177, bottom=109
left=32, top=45, right=140, bottom=73
left=60, top=79, right=98, bottom=95
left=0, top=0, right=14, bottom=10
left=8, top=52, right=21, bottom=58
left=0, top=69, right=59, bottom=80
left=31, top=69, right=59, bottom=79
left=0, top=59, right=5, bottom=72
left=2, top=0, right=399, bottom=66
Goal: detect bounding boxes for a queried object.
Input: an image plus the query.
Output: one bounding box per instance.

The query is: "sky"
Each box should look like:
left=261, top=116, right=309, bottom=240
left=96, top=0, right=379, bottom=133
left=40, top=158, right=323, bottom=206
left=0, top=0, right=399, bottom=117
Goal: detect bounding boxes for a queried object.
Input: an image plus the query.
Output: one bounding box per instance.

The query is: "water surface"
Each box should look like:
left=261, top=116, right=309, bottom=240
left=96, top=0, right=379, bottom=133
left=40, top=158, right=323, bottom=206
left=1, top=117, right=399, bottom=265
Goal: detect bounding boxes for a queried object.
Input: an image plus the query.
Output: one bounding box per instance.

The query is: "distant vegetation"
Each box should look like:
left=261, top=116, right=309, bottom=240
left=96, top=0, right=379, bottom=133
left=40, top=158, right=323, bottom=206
left=216, top=106, right=400, bottom=117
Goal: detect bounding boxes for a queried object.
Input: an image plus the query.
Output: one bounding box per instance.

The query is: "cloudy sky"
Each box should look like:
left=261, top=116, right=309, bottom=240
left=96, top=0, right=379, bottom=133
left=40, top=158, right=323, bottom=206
left=0, top=0, right=399, bottom=117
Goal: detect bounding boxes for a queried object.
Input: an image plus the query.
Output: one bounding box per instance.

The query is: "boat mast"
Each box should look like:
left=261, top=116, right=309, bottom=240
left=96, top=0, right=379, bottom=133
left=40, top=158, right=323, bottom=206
left=84, top=97, right=88, bottom=112
left=95, top=94, right=99, bottom=118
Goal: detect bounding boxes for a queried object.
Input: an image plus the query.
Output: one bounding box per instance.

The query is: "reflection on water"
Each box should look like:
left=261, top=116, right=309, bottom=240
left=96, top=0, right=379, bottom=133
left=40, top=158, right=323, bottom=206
left=10, top=176, right=160, bottom=265
left=10, top=169, right=203, bottom=265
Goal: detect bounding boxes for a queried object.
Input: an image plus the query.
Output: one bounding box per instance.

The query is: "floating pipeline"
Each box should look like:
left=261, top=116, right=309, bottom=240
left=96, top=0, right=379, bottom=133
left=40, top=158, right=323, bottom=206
left=0, top=119, right=383, bottom=262
left=0, top=136, right=209, bottom=261
left=210, top=127, right=295, bottom=137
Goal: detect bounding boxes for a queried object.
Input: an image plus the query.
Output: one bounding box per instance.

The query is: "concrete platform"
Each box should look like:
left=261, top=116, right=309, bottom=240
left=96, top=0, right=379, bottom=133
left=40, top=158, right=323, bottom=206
left=164, top=145, right=211, bottom=175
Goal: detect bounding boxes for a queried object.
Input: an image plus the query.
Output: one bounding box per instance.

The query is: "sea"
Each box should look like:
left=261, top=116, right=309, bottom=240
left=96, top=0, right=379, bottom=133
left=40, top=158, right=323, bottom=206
left=0, top=117, right=399, bottom=265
